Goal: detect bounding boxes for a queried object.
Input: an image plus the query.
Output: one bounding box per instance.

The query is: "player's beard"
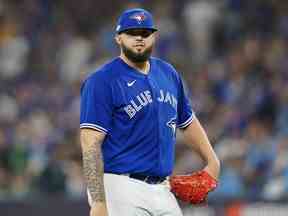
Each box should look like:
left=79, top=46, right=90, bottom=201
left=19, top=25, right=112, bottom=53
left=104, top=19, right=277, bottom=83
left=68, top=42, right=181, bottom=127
left=121, top=43, right=153, bottom=63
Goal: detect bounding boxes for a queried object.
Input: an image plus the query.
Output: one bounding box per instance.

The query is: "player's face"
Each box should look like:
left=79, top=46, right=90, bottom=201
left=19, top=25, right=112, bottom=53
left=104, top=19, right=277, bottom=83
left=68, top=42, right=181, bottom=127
left=116, top=29, right=156, bottom=63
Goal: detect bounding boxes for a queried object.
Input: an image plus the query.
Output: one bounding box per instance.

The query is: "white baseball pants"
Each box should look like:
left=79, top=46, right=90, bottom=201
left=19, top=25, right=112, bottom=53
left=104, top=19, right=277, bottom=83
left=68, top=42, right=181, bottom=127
left=88, top=173, right=183, bottom=216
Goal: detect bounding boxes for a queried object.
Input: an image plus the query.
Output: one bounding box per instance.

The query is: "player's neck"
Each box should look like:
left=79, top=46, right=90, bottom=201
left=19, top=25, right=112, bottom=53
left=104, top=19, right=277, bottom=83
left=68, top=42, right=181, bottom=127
left=120, top=54, right=149, bottom=75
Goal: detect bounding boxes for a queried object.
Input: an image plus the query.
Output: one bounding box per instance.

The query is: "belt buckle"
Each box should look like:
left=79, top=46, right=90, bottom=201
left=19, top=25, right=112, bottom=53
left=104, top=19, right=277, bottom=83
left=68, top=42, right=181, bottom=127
left=143, top=176, right=150, bottom=183
left=153, top=177, right=160, bottom=184
left=147, top=176, right=161, bottom=184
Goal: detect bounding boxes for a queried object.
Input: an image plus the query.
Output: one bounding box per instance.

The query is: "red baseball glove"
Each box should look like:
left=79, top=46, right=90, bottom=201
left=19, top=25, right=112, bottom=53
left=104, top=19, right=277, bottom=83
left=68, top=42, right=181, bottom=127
left=169, top=170, right=218, bottom=204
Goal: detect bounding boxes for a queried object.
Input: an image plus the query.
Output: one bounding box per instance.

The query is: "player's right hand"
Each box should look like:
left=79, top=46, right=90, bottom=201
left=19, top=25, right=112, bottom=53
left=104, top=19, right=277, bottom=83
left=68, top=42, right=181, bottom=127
left=90, top=202, right=108, bottom=216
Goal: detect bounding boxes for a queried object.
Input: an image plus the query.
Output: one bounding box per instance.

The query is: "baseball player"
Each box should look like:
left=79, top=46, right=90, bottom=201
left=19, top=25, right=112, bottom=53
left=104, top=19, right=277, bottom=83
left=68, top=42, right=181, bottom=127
left=80, top=8, right=220, bottom=216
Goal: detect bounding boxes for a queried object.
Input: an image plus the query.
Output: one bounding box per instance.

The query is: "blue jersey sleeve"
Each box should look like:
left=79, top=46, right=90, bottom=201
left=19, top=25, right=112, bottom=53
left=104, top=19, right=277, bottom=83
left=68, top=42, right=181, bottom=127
left=80, top=74, right=113, bottom=133
left=177, top=77, right=194, bottom=128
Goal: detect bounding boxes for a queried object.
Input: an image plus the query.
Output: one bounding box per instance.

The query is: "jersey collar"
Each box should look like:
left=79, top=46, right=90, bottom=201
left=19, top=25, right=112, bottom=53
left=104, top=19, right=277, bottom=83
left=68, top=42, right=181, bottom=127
left=117, top=57, right=153, bottom=78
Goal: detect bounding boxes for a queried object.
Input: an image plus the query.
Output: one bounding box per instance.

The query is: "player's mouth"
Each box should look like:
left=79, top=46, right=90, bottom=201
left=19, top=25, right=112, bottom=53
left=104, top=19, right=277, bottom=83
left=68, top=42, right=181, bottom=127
left=134, top=44, right=145, bottom=51
left=134, top=44, right=145, bottom=48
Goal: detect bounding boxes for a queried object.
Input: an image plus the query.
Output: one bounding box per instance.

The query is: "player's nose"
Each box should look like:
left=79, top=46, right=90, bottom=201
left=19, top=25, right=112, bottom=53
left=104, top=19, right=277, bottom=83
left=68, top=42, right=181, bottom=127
left=134, top=35, right=144, bottom=41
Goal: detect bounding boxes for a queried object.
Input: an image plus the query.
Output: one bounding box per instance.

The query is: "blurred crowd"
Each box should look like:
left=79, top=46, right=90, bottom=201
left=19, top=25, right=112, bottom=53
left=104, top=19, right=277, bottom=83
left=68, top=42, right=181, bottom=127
left=0, top=0, right=288, bottom=203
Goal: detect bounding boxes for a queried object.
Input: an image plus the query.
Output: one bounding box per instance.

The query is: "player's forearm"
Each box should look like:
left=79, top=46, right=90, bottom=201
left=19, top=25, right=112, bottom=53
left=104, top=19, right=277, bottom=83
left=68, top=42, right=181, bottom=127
left=81, top=129, right=106, bottom=203
left=82, top=143, right=106, bottom=203
left=182, top=117, right=220, bottom=179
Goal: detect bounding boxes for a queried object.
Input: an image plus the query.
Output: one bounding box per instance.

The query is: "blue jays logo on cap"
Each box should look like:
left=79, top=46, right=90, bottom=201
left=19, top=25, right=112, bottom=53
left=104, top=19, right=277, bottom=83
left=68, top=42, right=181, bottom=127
left=116, top=8, right=157, bottom=33
left=130, top=12, right=146, bottom=24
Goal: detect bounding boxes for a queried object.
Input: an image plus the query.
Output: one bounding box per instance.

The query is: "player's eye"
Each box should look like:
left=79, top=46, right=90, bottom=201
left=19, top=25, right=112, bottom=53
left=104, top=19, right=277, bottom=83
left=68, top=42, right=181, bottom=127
left=124, top=29, right=154, bottom=38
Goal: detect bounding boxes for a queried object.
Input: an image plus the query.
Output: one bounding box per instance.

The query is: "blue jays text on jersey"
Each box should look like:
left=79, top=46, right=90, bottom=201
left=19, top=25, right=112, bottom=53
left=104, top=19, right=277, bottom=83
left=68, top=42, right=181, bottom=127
left=124, top=89, right=177, bottom=119
left=80, top=57, right=194, bottom=177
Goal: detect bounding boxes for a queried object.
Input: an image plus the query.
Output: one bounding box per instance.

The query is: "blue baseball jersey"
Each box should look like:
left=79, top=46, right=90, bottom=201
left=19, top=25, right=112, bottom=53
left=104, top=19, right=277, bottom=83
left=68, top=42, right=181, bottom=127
left=80, top=57, right=194, bottom=177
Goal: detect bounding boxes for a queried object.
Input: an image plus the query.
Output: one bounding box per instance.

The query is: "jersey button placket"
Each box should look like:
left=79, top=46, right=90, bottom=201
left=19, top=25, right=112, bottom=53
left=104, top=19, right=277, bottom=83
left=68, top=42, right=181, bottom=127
left=146, top=75, right=162, bottom=175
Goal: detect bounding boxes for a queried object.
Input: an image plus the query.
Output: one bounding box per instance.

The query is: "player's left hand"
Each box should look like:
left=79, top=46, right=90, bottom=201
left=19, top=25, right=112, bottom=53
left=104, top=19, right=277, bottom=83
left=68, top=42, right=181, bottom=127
left=169, top=170, right=218, bottom=204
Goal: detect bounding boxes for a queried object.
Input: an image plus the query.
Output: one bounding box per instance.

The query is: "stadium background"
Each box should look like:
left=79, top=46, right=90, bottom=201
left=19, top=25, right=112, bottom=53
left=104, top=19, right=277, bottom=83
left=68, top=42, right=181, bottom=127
left=0, top=0, right=288, bottom=215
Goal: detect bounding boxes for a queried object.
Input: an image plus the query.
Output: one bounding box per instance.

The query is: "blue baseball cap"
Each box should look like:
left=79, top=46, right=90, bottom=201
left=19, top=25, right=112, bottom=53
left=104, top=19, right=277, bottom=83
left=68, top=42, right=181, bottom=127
left=115, top=8, right=157, bottom=34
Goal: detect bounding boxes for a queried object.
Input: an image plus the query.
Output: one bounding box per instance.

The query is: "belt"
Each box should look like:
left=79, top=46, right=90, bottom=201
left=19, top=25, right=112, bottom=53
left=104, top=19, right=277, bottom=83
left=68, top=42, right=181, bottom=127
left=128, top=174, right=166, bottom=184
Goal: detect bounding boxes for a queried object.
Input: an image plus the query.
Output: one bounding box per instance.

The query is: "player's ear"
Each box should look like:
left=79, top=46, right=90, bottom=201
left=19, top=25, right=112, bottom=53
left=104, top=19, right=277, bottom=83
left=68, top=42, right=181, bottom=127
left=115, top=34, right=121, bottom=45
left=152, top=31, right=158, bottom=40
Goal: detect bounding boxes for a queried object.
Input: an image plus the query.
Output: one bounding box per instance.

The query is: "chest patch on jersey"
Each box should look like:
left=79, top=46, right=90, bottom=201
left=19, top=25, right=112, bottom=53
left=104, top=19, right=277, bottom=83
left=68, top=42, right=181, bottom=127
left=123, top=89, right=178, bottom=119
